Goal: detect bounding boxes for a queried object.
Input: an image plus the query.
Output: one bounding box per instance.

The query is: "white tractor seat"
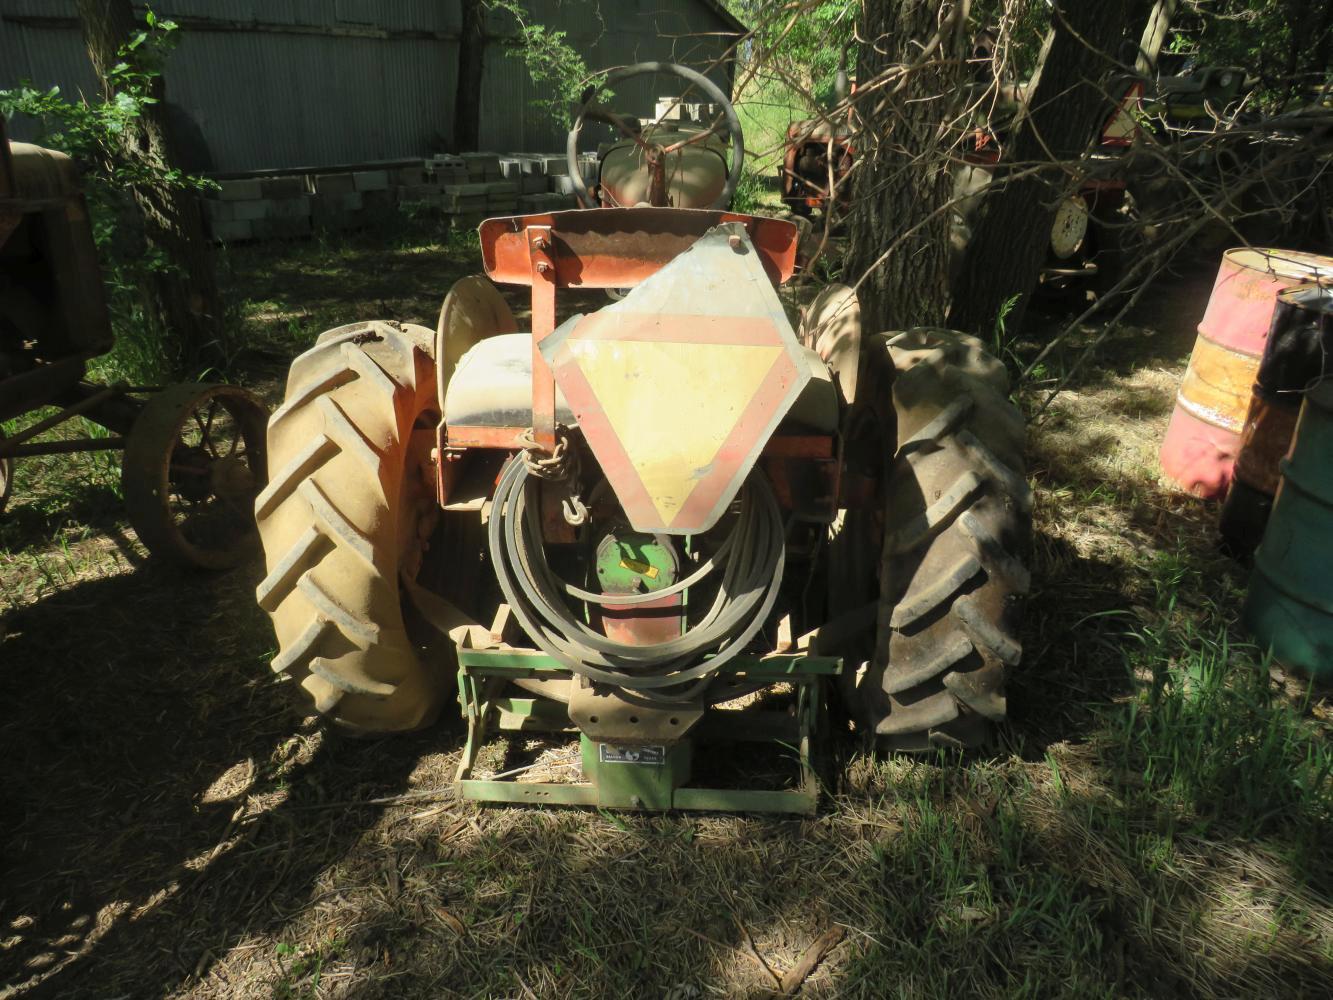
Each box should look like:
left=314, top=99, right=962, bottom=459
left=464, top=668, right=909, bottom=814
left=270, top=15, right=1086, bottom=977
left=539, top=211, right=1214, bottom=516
left=444, top=332, right=840, bottom=433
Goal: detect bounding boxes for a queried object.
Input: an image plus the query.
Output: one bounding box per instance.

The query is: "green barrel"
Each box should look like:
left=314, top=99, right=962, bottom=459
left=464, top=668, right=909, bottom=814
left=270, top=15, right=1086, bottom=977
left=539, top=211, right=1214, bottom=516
left=1243, top=379, right=1333, bottom=679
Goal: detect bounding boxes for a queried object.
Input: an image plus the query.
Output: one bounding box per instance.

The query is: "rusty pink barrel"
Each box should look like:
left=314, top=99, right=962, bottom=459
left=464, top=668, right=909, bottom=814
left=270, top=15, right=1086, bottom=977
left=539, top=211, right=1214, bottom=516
left=1160, top=248, right=1333, bottom=498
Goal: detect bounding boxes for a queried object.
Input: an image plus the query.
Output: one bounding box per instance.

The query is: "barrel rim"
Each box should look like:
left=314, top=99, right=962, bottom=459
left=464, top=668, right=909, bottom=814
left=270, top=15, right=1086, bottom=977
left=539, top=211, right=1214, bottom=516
left=1275, top=280, right=1333, bottom=311
left=1223, top=247, right=1333, bottom=282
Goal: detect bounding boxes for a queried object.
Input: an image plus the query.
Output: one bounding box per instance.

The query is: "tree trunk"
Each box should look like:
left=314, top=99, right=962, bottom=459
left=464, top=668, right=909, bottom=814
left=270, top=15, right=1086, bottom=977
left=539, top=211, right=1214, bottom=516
left=76, top=0, right=224, bottom=372
left=454, top=0, right=487, bottom=151
left=946, top=2, right=1129, bottom=336
left=844, top=1, right=969, bottom=333
left=1135, top=0, right=1178, bottom=74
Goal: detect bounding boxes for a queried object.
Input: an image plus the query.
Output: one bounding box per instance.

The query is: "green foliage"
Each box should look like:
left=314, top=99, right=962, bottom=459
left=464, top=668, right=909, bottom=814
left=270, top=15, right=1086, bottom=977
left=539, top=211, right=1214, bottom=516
left=729, top=0, right=857, bottom=108
left=0, top=10, right=211, bottom=381
left=1169, top=1, right=1333, bottom=109
left=727, top=170, right=767, bottom=214
left=486, top=1, right=609, bottom=127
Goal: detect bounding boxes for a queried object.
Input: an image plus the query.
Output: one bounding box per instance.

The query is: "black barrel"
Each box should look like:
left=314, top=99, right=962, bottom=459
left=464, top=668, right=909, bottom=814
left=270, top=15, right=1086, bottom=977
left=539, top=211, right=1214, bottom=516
left=1220, top=282, right=1333, bottom=557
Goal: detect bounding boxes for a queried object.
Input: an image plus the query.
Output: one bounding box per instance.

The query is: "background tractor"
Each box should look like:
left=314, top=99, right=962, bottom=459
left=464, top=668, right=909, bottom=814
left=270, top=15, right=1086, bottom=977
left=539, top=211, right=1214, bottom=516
left=255, top=199, right=1031, bottom=812
left=779, top=69, right=855, bottom=219
left=0, top=118, right=268, bottom=567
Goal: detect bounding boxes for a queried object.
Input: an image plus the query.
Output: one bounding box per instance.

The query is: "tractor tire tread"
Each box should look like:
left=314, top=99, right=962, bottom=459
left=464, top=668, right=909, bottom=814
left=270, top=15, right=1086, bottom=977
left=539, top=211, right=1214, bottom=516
left=856, top=328, right=1030, bottom=752
left=255, top=320, right=443, bottom=733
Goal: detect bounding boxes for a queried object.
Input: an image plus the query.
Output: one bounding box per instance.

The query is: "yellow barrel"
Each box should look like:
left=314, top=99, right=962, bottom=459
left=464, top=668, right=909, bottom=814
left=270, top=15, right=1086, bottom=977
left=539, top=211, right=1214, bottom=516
left=1160, top=248, right=1333, bottom=498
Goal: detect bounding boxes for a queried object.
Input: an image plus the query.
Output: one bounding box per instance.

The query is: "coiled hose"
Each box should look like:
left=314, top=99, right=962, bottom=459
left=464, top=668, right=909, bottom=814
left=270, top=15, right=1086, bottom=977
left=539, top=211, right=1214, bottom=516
left=488, top=455, right=786, bottom=702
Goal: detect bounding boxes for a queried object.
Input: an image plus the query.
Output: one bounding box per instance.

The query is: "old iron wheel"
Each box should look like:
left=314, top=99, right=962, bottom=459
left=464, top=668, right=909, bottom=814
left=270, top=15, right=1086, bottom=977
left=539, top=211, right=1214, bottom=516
left=122, top=384, right=269, bottom=570
left=844, top=328, right=1031, bottom=752
left=253, top=321, right=447, bottom=734
left=566, top=61, right=745, bottom=210
left=1049, top=194, right=1090, bottom=260
left=0, top=431, right=12, bottom=515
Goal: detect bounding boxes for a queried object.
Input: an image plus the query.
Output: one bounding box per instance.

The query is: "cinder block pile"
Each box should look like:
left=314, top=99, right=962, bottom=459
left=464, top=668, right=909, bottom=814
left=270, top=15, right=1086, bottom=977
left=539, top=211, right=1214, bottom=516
left=202, top=151, right=601, bottom=244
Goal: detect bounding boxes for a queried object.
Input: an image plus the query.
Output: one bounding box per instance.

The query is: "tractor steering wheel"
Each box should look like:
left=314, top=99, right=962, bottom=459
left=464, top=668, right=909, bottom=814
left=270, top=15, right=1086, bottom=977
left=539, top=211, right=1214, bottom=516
left=566, top=61, right=746, bottom=211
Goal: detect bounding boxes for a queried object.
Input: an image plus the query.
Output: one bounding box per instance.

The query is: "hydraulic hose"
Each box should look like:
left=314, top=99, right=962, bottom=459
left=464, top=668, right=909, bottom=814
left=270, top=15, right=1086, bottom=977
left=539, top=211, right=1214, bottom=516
left=487, top=456, right=785, bottom=702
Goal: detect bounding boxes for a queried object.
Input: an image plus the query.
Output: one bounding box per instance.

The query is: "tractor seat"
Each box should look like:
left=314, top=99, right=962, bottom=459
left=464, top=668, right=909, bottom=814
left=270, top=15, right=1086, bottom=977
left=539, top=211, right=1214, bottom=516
left=444, top=333, right=839, bottom=433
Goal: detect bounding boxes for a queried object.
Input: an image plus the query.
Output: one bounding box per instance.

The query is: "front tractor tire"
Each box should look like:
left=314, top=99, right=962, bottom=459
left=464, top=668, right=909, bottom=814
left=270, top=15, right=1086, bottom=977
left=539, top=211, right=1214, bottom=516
left=254, top=321, right=445, bottom=733
left=861, top=329, right=1032, bottom=751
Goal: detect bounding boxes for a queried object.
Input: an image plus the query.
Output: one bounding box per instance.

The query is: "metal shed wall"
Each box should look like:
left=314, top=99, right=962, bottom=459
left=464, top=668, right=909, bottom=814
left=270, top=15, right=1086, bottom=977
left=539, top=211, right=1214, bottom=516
left=477, top=0, right=738, bottom=153
left=0, top=0, right=741, bottom=172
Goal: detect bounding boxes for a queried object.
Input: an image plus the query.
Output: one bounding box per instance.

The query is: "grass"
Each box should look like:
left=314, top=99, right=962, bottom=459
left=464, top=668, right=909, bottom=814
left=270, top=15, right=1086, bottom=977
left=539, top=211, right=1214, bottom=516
left=735, top=78, right=815, bottom=176
left=1, top=225, right=1331, bottom=998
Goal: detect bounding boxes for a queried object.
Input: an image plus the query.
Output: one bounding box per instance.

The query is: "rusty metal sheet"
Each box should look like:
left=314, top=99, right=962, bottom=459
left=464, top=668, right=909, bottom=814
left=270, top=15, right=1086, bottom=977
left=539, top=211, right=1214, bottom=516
left=479, top=207, right=799, bottom=289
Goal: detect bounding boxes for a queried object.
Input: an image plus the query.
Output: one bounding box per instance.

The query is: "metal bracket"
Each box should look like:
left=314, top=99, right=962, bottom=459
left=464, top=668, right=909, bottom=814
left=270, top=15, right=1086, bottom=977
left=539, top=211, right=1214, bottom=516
left=567, top=678, right=704, bottom=744
left=528, top=225, right=557, bottom=453
left=453, top=649, right=840, bottom=814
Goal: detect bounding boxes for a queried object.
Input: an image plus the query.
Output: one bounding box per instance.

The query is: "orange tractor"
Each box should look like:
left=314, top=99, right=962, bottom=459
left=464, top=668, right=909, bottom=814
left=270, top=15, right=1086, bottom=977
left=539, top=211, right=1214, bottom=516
left=255, top=77, right=1030, bottom=813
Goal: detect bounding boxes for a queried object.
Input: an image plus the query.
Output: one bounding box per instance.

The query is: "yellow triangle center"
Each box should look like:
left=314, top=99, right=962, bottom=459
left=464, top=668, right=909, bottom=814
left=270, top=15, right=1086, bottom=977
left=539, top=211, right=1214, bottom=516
left=572, top=340, right=782, bottom=525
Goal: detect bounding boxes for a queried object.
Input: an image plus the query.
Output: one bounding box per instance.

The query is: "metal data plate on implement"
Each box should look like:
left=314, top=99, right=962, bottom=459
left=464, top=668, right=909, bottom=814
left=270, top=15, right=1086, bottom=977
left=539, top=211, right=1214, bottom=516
left=539, top=224, right=812, bottom=534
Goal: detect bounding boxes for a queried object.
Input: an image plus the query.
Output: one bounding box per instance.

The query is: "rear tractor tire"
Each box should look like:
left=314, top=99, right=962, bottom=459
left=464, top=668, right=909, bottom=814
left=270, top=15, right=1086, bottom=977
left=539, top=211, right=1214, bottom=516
left=857, top=328, right=1032, bottom=751
left=254, top=321, right=446, bottom=733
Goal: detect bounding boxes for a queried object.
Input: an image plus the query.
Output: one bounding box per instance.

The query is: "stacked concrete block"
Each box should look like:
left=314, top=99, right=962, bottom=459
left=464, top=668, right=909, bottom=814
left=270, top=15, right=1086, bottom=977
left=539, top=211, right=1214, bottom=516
left=577, top=152, right=599, bottom=185
left=202, top=151, right=596, bottom=243
left=311, top=191, right=365, bottom=231
left=204, top=198, right=254, bottom=242
left=485, top=180, right=519, bottom=213
left=217, top=178, right=263, bottom=201
left=442, top=182, right=489, bottom=214
left=312, top=173, right=357, bottom=196
left=261, top=176, right=309, bottom=199
left=352, top=170, right=390, bottom=192
left=460, top=152, right=501, bottom=181
left=427, top=154, right=469, bottom=186
left=397, top=184, right=445, bottom=209
left=395, top=164, right=426, bottom=187
left=549, top=173, right=580, bottom=197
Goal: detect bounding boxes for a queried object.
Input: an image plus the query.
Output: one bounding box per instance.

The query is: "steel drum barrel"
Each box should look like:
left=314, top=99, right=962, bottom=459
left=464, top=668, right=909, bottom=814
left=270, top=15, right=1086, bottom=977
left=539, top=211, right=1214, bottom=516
left=1243, top=379, right=1333, bottom=681
left=1220, top=283, right=1333, bottom=555
left=1160, top=248, right=1333, bottom=498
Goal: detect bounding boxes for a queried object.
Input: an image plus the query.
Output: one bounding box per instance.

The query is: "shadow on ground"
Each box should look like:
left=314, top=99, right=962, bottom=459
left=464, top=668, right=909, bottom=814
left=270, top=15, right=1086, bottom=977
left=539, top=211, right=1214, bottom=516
left=0, top=556, right=444, bottom=996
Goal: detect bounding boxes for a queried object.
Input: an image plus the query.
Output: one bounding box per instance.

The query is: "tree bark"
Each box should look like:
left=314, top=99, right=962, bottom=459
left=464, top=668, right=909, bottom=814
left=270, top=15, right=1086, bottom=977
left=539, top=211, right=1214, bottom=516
left=844, top=1, right=970, bottom=333
left=454, top=0, right=487, bottom=151
left=76, top=0, right=224, bottom=372
left=946, top=2, right=1129, bottom=336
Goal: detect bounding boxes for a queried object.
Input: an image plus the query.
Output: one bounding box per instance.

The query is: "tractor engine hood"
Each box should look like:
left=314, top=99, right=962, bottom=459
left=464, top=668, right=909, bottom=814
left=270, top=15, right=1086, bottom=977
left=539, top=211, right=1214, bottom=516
left=599, top=129, right=729, bottom=209
left=539, top=223, right=811, bottom=535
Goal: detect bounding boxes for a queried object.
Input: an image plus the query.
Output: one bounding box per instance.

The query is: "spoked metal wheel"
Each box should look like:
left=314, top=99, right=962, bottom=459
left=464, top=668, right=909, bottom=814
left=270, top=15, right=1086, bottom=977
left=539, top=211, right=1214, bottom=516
left=0, top=431, right=12, bottom=516
left=123, top=383, right=269, bottom=569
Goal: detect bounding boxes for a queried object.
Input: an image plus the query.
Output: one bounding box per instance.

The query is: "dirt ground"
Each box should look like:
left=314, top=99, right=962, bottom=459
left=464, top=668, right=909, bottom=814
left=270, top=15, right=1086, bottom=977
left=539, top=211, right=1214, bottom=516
left=2, top=225, right=1330, bottom=999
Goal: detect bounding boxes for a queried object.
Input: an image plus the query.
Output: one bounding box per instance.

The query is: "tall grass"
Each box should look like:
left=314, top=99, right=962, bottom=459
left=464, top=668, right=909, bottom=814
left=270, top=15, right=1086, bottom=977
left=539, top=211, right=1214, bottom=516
left=1100, top=550, right=1332, bottom=869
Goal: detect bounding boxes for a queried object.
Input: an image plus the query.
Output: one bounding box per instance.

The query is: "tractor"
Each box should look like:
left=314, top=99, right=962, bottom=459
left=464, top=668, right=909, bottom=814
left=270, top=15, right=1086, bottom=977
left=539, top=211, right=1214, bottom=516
left=779, top=69, right=855, bottom=219
left=254, top=77, right=1030, bottom=813
left=0, top=118, right=268, bottom=567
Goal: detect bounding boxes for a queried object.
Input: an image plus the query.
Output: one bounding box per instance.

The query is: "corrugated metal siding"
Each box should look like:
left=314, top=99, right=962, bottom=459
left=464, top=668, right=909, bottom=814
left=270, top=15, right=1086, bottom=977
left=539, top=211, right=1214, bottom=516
left=0, top=0, right=737, bottom=170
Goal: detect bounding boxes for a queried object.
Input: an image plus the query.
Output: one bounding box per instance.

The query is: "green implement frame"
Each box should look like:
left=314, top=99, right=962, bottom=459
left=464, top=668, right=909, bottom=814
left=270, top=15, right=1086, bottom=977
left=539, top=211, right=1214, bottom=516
left=455, top=649, right=841, bottom=815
